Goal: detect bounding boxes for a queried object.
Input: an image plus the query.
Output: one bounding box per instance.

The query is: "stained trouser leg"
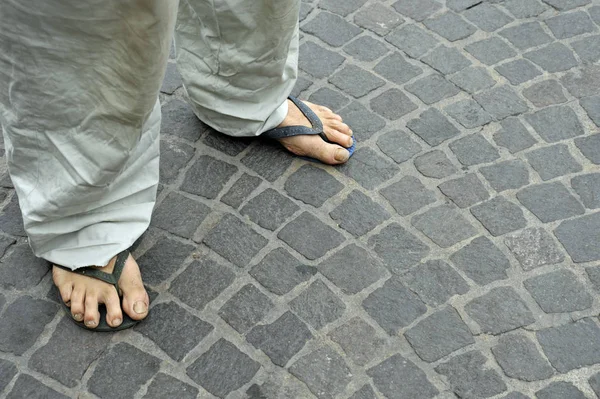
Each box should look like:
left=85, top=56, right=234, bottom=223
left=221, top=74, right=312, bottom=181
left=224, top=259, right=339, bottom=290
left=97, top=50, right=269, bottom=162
left=174, top=0, right=300, bottom=137
left=0, top=0, right=178, bottom=269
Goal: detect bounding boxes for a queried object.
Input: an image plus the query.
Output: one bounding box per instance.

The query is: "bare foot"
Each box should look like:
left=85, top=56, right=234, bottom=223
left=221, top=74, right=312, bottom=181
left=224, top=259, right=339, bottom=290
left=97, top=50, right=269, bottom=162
left=52, top=254, right=149, bottom=329
left=276, top=99, right=353, bottom=165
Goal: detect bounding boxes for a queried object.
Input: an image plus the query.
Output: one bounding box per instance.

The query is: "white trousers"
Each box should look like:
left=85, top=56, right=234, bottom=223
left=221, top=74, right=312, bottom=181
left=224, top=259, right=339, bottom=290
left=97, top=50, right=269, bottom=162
left=0, top=0, right=299, bottom=268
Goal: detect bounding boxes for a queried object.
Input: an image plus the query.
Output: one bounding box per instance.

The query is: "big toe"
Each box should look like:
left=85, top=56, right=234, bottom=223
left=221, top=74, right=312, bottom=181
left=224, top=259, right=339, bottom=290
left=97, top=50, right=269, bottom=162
left=280, top=134, right=350, bottom=165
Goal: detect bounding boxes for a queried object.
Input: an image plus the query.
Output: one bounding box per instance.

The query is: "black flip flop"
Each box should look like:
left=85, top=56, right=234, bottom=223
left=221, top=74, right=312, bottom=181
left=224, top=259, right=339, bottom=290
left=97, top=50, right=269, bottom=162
left=54, top=250, right=141, bottom=332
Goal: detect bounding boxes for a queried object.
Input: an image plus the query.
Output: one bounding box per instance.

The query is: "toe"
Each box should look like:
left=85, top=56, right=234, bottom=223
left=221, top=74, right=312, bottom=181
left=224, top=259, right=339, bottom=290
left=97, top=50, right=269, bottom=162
left=120, top=256, right=149, bottom=321
left=58, top=283, right=73, bottom=307
left=69, top=287, right=85, bottom=322
left=327, top=119, right=351, bottom=136
left=324, top=126, right=354, bottom=148
left=102, top=287, right=123, bottom=327
left=84, top=292, right=100, bottom=328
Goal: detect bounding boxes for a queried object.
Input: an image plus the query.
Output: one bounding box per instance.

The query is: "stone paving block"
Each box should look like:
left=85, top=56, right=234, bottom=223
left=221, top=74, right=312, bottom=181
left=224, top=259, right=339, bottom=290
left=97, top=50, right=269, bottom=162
left=590, top=373, right=600, bottom=397
left=88, top=343, right=160, bottom=399
left=368, top=354, right=439, bottom=399
left=302, top=12, right=361, bottom=47
left=561, top=65, right=600, bottom=99
left=471, top=196, right=528, bottom=236
left=524, top=43, right=578, bottom=73
left=464, top=3, right=513, bottom=32
left=319, top=0, right=366, bottom=17
left=29, top=318, right=111, bottom=387
left=308, top=88, right=350, bottom=112
left=203, top=133, right=251, bottom=161
left=465, top=37, right=517, bottom=65
left=580, top=95, right=600, bottom=127
left=241, top=188, right=299, bottom=231
left=541, top=0, right=591, bottom=11
left=465, top=287, right=534, bottom=334
left=370, top=89, right=418, bottom=120
left=330, top=190, right=390, bottom=237
left=160, top=63, right=182, bottom=94
left=368, top=223, right=430, bottom=273
left=278, top=212, right=345, bottom=260
left=439, top=174, right=490, bottom=208
left=152, top=192, right=210, bottom=238
left=349, top=385, right=377, bottom=399
left=499, top=22, right=553, bottom=50
left=337, top=102, right=386, bottom=140
left=246, top=375, right=314, bottom=399
left=526, top=106, right=584, bottom=143
left=320, top=244, right=387, bottom=294
left=492, top=334, right=554, bottom=382
left=413, top=204, right=477, bottom=248
left=292, top=76, right=313, bottom=97
left=591, top=5, right=600, bottom=24
left=422, top=46, right=471, bottom=75
left=504, top=228, right=565, bottom=271
left=330, top=65, right=385, bottom=98
left=338, top=147, right=399, bottom=189
left=450, top=134, right=500, bottom=166
left=170, top=258, right=236, bottom=310
left=495, top=59, right=542, bottom=86
left=343, top=36, right=389, bottom=62
left=448, top=67, right=496, bottom=94
left=219, top=284, right=274, bottom=333
left=135, top=301, right=213, bottom=361
left=403, top=260, right=469, bottom=305
left=187, top=339, right=260, bottom=397
left=354, top=3, right=405, bottom=36
left=500, top=393, right=531, bottom=399
left=0, top=292, right=4, bottom=312
left=159, top=139, right=195, bottom=184
left=242, top=142, right=295, bottom=182
left=406, top=74, right=461, bottom=105
left=555, top=212, right=600, bottom=262
left=0, top=296, right=57, bottom=355
left=493, top=118, right=537, bottom=154
left=284, top=165, right=343, bottom=207
left=537, top=318, right=600, bottom=372
left=546, top=10, right=596, bottom=39
left=380, top=176, right=436, bottom=216
left=7, top=375, right=68, bottom=399
left=290, top=279, right=345, bottom=329
left=450, top=237, right=510, bottom=285
left=299, top=41, right=346, bottom=78
left=328, top=317, right=386, bottom=366
left=144, top=373, right=199, bottom=399
left=0, top=358, right=17, bottom=393
left=363, top=277, right=427, bottom=334
left=221, top=173, right=262, bottom=209
left=408, top=109, right=461, bottom=146
left=0, top=195, right=25, bottom=236
left=572, top=173, right=600, bottom=209
left=204, top=214, right=267, bottom=266
left=525, top=269, right=593, bottom=313
left=374, top=52, right=422, bottom=85
left=250, top=248, right=316, bottom=295
left=480, top=160, right=530, bottom=192
left=517, top=182, right=585, bottom=223
left=0, top=244, right=48, bottom=290
left=385, top=24, right=438, bottom=58
left=572, top=35, right=600, bottom=63
left=446, top=0, right=481, bottom=11
left=414, top=150, right=458, bottom=179
left=445, top=99, right=492, bottom=129
left=522, top=80, right=567, bottom=108
left=161, top=99, right=205, bottom=142
left=392, top=0, right=442, bottom=21
left=289, top=347, right=352, bottom=399
left=246, top=311, right=312, bottom=366
left=405, top=307, right=474, bottom=362
left=435, top=351, right=507, bottom=399
left=526, top=144, right=582, bottom=181
left=423, top=12, right=476, bottom=42
left=377, top=130, right=422, bottom=164
left=181, top=155, right=237, bottom=199
left=588, top=266, right=600, bottom=291
left=473, top=85, right=529, bottom=120
left=502, top=0, right=548, bottom=18
left=536, top=382, right=587, bottom=399
left=137, top=237, right=194, bottom=286
left=575, top=133, right=600, bottom=164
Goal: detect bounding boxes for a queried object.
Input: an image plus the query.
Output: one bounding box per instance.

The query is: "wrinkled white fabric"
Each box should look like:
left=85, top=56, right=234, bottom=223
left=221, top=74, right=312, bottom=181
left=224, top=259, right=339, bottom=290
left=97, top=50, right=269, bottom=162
left=0, top=0, right=299, bottom=268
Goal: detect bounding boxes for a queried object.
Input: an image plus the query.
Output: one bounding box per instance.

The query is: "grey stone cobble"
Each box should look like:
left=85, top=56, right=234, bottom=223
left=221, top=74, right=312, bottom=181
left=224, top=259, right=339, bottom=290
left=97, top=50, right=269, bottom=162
left=241, top=188, right=299, bottom=231
left=555, top=212, right=600, bottom=262
left=380, top=176, right=436, bottom=216
left=438, top=173, right=490, bottom=208
left=370, top=89, right=418, bottom=120
left=464, top=3, right=514, bottom=32
left=536, top=382, right=587, bottom=399
left=403, top=260, right=469, bottom=305
left=422, top=45, right=471, bottom=75
left=343, top=36, right=389, bottom=62
left=7, top=375, right=68, bottom=399
left=465, top=37, right=517, bottom=66
left=471, top=196, right=527, bottom=236
left=406, top=74, right=461, bottom=105
left=218, top=284, right=274, bottom=333
left=572, top=173, right=600, bottom=209
left=414, top=150, right=459, bottom=178
left=525, top=144, right=583, bottom=181
left=413, top=204, right=477, bottom=248
left=308, top=88, right=350, bottom=112
left=289, top=279, right=345, bottom=329
left=450, top=133, right=500, bottom=166
left=354, top=4, right=404, bottom=36
left=407, top=109, right=461, bottom=146
left=250, top=247, right=317, bottom=295
left=368, top=223, right=430, bottom=273
left=517, top=182, right=585, bottom=223
left=423, top=12, right=477, bottom=42
left=524, top=43, right=579, bottom=73
left=502, top=0, right=548, bottom=18
left=328, top=317, right=386, bottom=366
left=575, top=133, right=600, bottom=164
left=445, top=99, right=492, bottom=128
left=144, top=373, right=198, bottom=399
left=385, top=24, right=438, bottom=58
left=524, top=269, right=593, bottom=313
left=473, top=85, right=529, bottom=120
left=572, top=35, right=600, bottom=63
left=495, top=59, right=542, bottom=85
left=330, top=65, right=385, bottom=98
left=367, top=354, right=439, bottom=399
left=448, top=67, right=496, bottom=94
left=499, top=22, right=553, bottom=50
left=492, top=334, right=554, bottom=382
left=374, top=52, right=422, bottom=85
left=480, top=160, right=530, bottom=192
left=450, top=237, right=510, bottom=285
left=493, top=118, right=537, bottom=154
left=391, top=0, right=442, bottom=22
left=330, top=190, right=390, bottom=236
left=302, top=12, right=361, bottom=47
left=338, top=101, right=386, bottom=140
left=504, top=228, right=565, bottom=270
left=522, top=80, right=567, bottom=108
left=377, top=130, right=422, bottom=164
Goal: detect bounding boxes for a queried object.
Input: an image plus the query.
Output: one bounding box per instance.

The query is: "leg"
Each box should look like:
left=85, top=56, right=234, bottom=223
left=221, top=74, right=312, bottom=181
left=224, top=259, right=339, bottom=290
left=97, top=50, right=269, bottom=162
left=175, top=0, right=353, bottom=164
left=0, top=0, right=177, bottom=328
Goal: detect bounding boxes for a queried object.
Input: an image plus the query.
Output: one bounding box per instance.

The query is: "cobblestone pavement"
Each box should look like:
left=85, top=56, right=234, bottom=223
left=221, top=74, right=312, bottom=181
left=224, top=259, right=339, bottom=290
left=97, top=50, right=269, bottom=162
left=1, top=0, right=600, bottom=398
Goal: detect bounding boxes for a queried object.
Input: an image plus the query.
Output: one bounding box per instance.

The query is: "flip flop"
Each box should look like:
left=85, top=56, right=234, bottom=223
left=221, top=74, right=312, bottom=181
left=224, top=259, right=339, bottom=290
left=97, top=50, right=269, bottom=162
left=54, top=250, right=140, bottom=332
left=262, top=96, right=356, bottom=163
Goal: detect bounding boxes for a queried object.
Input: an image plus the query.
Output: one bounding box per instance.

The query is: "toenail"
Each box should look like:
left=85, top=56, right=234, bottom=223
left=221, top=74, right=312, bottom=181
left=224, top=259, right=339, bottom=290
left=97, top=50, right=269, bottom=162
left=85, top=320, right=96, bottom=327
left=348, top=137, right=354, bottom=146
left=113, top=318, right=122, bottom=326
left=73, top=313, right=83, bottom=321
left=335, top=149, right=350, bottom=162
left=134, top=301, right=147, bottom=314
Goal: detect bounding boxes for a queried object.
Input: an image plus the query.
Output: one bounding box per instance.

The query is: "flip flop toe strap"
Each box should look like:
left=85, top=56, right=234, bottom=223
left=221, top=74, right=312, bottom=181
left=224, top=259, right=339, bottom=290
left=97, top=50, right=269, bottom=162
left=262, top=96, right=326, bottom=140
left=63, top=250, right=129, bottom=293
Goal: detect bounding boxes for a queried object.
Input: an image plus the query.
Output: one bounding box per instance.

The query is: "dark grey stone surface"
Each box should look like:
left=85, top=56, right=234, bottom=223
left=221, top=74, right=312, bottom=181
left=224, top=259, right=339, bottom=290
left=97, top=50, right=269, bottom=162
left=181, top=155, right=237, bottom=199
left=555, top=212, right=600, bottom=263
left=330, top=190, right=389, bottom=237
left=380, top=176, right=436, bottom=216
left=450, top=134, right=500, bottom=166
left=392, top=0, right=442, bottom=21
left=449, top=67, right=496, bottom=94
left=492, top=334, right=554, bottom=381
left=386, top=24, right=438, bottom=58
left=473, top=85, right=529, bottom=120
left=575, top=133, right=600, bottom=164
left=338, top=102, right=386, bottom=140
left=354, top=4, right=404, bottom=36
left=524, top=43, right=578, bottom=73
left=161, top=99, right=206, bottom=142
left=504, top=228, right=564, bottom=270
left=445, top=99, right=492, bottom=128
left=301, top=12, right=361, bottom=47
left=241, top=188, right=299, bottom=231
left=343, top=36, right=389, bottom=62
left=522, top=80, right=567, bottom=108
left=299, top=41, right=345, bottom=79
left=284, top=165, right=343, bottom=207
left=413, top=204, right=477, bottom=248
left=370, top=89, right=418, bottom=120
left=493, top=118, right=537, bottom=154
left=495, top=59, right=542, bottom=85
left=499, top=22, right=552, bottom=50
left=450, top=237, right=510, bottom=285
left=464, top=3, right=513, bottom=32
left=328, top=317, right=386, bottom=366
left=423, top=12, right=476, bottom=42
left=407, top=109, right=461, bottom=146
left=545, top=10, right=596, bottom=39
left=438, top=173, right=490, bottom=208
left=465, top=37, right=517, bottom=65
left=221, top=173, right=262, bottom=209
left=339, top=147, right=399, bottom=189
left=471, top=196, right=527, bottom=236
left=414, top=150, right=458, bottom=178
left=502, top=0, right=548, bottom=18
left=517, top=182, right=585, bottom=223
left=0, top=244, right=48, bottom=290
left=289, top=347, right=352, bottom=399
left=0, top=358, right=17, bottom=394
left=480, top=160, right=529, bottom=192
left=406, top=74, right=460, bottom=105
left=572, top=35, right=600, bottom=63
left=403, top=260, right=469, bottom=305
left=241, top=141, right=294, bottom=182
left=7, top=375, right=69, bottom=399
left=278, top=212, right=345, bottom=260
left=136, top=236, right=195, bottom=285
left=289, top=279, right=345, bottom=329
left=250, top=248, right=316, bottom=295
left=464, top=287, right=534, bottom=334
left=144, top=373, right=199, bottom=399
left=308, top=88, right=350, bottom=112
left=377, top=130, right=422, bottom=164
left=368, top=223, right=430, bottom=273
left=219, top=284, right=274, bottom=333
left=422, top=45, right=471, bottom=75
left=524, top=269, right=593, bottom=313
left=374, top=52, right=422, bottom=85
left=536, top=382, right=587, bottom=399
left=368, top=354, right=439, bottom=398
left=571, top=173, right=600, bottom=209
left=152, top=192, right=210, bottom=238
left=526, top=144, right=582, bottom=181
left=329, top=65, right=384, bottom=98
left=561, top=65, right=600, bottom=99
